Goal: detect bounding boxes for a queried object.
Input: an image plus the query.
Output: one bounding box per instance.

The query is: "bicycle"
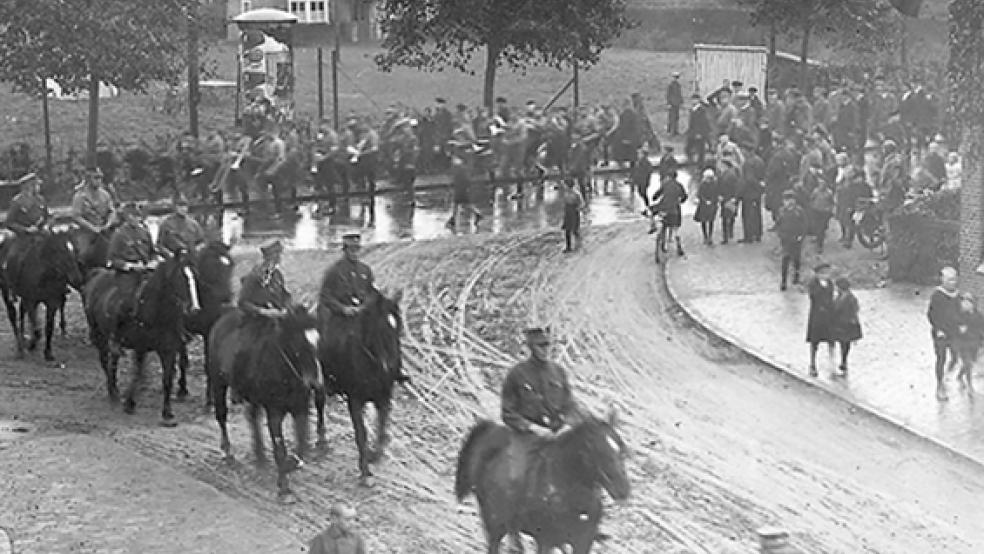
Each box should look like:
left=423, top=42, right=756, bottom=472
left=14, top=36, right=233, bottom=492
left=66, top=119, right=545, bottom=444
left=648, top=209, right=668, bottom=264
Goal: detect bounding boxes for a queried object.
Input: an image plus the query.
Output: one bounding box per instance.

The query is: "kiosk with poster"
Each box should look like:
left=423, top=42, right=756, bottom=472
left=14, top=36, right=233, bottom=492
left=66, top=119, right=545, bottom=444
left=232, top=9, right=298, bottom=135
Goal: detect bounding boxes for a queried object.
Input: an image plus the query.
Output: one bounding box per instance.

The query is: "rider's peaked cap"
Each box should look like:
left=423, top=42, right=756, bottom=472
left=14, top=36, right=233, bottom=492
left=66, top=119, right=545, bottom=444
left=524, top=327, right=549, bottom=342
left=260, top=239, right=283, bottom=257
left=342, top=232, right=362, bottom=247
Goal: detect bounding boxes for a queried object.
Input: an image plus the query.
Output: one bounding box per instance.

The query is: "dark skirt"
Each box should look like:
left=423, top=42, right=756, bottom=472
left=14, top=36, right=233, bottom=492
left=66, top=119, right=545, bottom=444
left=694, top=200, right=718, bottom=223
left=831, top=319, right=862, bottom=342
left=562, top=205, right=581, bottom=231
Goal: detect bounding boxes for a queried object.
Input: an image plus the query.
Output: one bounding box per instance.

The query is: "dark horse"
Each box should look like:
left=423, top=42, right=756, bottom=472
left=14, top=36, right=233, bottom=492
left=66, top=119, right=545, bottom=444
left=314, top=288, right=403, bottom=486
left=0, top=231, right=84, bottom=360
left=208, top=303, right=322, bottom=500
left=177, top=241, right=236, bottom=402
left=455, top=412, right=631, bottom=553
left=83, top=252, right=201, bottom=425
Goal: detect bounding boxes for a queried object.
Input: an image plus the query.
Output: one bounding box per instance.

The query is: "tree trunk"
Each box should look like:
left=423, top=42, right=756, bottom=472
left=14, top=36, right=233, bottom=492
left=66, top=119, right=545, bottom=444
left=483, top=44, right=500, bottom=110
left=188, top=5, right=200, bottom=138
left=86, top=73, right=99, bottom=169
left=767, top=19, right=777, bottom=90
left=40, top=77, right=53, bottom=186
left=799, top=16, right=812, bottom=93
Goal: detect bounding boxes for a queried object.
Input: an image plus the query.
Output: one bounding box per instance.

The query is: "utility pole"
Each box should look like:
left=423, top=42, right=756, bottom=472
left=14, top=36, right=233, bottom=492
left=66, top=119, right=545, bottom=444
left=573, top=62, right=580, bottom=108
left=317, top=48, right=324, bottom=120
left=187, top=0, right=200, bottom=137
left=332, top=0, right=341, bottom=130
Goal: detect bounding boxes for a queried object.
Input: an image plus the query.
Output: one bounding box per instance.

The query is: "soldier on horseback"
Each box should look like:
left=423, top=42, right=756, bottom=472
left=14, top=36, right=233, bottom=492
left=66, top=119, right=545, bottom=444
left=105, top=202, right=159, bottom=354
left=501, top=327, right=585, bottom=481
left=318, top=233, right=374, bottom=330
left=3, top=173, right=51, bottom=290
left=239, top=239, right=292, bottom=322
left=235, top=239, right=292, bottom=367
left=156, top=193, right=205, bottom=258
left=317, top=233, right=410, bottom=384
left=71, top=167, right=117, bottom=270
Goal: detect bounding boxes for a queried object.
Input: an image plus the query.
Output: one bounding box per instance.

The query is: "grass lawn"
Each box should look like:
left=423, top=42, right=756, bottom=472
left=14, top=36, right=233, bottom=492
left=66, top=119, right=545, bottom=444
left=0, top=44, right=691, bottom=160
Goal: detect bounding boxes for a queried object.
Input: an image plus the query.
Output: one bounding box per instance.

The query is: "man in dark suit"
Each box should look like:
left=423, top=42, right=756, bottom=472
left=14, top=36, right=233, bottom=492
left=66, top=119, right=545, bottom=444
left=685, top=94, right=711, bottom=167
left=666, top=72, right=683, bottom=135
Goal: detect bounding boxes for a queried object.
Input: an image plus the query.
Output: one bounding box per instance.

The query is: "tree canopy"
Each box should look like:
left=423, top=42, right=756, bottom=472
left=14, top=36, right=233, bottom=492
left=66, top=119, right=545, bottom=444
left=374, top=0, right=634, bottom=107
left=739, top=0, right=898, bottom=87
left=0, top=0, right=206, bottom=95
left=0, top=0, right=213, bottom=163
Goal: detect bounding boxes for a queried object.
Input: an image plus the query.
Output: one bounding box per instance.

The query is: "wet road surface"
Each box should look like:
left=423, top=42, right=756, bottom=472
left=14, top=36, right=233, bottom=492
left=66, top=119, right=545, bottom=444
left=143, top=170, right=693, bottom=251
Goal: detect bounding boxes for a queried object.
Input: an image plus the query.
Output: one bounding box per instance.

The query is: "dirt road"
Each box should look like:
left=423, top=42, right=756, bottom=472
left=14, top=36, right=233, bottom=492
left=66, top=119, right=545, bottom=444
left=2, top=223, right=983, bottom=553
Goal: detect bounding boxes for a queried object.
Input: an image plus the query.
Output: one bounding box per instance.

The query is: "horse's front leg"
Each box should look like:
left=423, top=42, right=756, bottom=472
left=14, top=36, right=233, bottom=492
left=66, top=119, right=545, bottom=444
left=267, top=408, right=300, bottom=502
left=25, top=301, right=40, bottom=351
left=3, top=289, right=24, bottom=358
left=43, top=299, right=60, bottom=361
left=291, top=399, right=310, bottom=462
left=124, top=351, right=146, bottom=415
left=158, top=349, right=178, bottom=426
left=346, top=397, right=372, bottom=485
left=247, top=402, right=267, bottom=466
left=203, top=337, right=214, bottom=408
left=367, top=398, right=391, bottom=464
left=313, top=385, right=329, bottom=450
left=177, top=342, right=190, bottom=400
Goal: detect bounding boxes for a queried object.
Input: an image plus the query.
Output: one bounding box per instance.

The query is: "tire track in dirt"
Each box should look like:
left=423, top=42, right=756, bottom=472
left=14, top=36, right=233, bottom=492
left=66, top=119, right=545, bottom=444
left=5, top=227, right=984, bottom=552
left=530, top=222, right=984, bottom=553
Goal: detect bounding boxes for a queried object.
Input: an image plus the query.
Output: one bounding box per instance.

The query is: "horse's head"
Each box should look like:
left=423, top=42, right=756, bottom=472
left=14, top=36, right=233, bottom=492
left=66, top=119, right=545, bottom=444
left=278, top=303, right=323, bottom=389
left=359, top=287, right=403, bottom=378
left=42, top=231, right=85, bottom=290
left=193, top=240, right=235, bottom=304
left=149, top=250, right=201, bottom=317
left=567, top=409, right=631, bottom=501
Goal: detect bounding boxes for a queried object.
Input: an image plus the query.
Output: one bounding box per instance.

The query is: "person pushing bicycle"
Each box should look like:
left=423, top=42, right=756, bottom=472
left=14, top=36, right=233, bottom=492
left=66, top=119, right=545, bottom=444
left=647, top=168, right=688, bottom=257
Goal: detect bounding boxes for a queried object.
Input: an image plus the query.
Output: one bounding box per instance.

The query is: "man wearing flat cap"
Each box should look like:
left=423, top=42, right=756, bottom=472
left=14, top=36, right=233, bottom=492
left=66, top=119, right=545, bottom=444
left=156, top=193, right=205, bottom=258
left=318, top=233, right=375, bottom=343
left=71, top=166, right=117, bottom=270
left=666, top=71, right=683, bottom=136
left=501, top=327, right=585, bottom=482
left=2, top=172, right=51, bottom=289
left=308, top=503, right=366, bottom=554
left=776, top=189, right=807, bottom=291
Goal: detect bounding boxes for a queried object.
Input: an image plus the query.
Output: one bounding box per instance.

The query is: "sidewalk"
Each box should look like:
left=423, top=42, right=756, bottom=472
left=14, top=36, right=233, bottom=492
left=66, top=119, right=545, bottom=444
left=664, top=224, right=984, bottom=466
left=0, top=433, right=302, bottom=553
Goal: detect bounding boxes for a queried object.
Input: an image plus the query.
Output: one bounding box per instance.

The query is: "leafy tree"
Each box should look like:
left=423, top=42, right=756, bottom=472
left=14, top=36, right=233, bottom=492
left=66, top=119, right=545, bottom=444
left=374, top=0, right=634, bottom=107
left=949, top=0, right=984, bottom=257
left=0, top=0, right=211, bottom=166
left=739, top=0, right=897, bottom=89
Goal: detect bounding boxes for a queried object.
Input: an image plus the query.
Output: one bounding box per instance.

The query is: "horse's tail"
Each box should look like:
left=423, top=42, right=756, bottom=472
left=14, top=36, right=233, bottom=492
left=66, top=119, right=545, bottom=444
left=454, top=419, right=498, bottom=502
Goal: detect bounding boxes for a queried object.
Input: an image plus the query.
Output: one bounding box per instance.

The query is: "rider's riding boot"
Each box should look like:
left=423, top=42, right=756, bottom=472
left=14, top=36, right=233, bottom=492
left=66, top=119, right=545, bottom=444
left=676, top=237, right=685, bottom=257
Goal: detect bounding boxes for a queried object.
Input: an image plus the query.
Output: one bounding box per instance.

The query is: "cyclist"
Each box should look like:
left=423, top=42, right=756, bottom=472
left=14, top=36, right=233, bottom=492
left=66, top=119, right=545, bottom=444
left=647, top=168, right=688, bottom=257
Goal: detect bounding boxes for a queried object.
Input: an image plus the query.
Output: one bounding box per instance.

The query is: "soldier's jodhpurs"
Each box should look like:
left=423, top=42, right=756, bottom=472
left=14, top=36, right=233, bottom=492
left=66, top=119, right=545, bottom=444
left=780, top=238, right=803, bottom=286
left=506, top=431, right=538, bottom=482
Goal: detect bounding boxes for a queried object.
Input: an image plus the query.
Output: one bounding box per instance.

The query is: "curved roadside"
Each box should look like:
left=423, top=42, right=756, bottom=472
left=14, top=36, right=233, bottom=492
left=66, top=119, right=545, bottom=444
left=662, top=226, right=984, bottom=471
left=535, top=222, right=984, bottom=553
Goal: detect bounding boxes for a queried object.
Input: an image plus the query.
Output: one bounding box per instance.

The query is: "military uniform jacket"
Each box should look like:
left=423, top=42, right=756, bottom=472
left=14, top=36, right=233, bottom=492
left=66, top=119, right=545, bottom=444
left=776, top=204, right=807, bottom=242
left=108, top=221, right=154, bottom=267
left=319, top=257, right=374, bottom=315
left=238, top=262, right=292, bottom=315
left=72, top=186, right=114, bottom=228
left=157, top=213, right=205, bottom=255
left=501, top=358, right=578, bottom=433
left=6, top=192, right=49, bottom=234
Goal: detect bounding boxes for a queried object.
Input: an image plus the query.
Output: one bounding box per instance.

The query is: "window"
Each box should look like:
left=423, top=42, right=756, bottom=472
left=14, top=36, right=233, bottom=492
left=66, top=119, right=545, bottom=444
left=241, top=0, right=252, bottom=13
left=288, top=0, right=329, bottom=23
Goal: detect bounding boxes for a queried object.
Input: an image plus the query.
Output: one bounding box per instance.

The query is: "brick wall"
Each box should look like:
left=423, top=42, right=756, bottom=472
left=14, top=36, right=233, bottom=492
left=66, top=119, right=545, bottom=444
left=959, top=136, right=984, bottom=297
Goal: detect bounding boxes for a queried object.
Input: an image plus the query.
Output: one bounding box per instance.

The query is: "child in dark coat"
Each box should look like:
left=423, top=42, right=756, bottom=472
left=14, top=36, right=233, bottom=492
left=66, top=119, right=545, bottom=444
left=952, top=293, right=984, bottom=393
